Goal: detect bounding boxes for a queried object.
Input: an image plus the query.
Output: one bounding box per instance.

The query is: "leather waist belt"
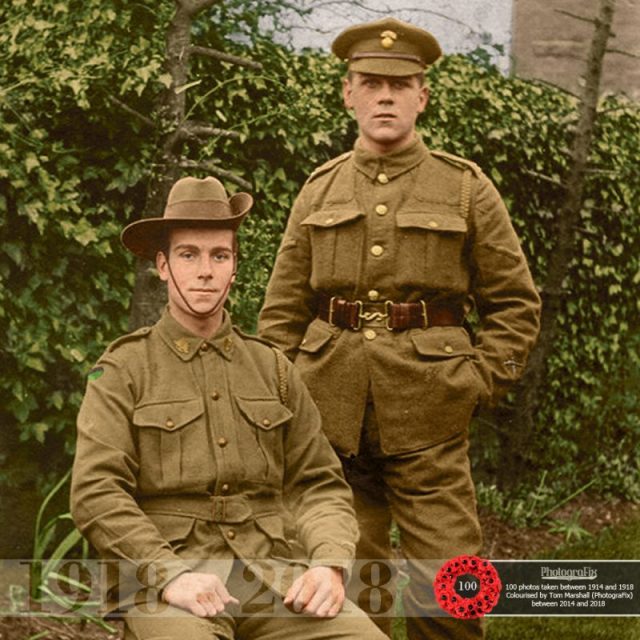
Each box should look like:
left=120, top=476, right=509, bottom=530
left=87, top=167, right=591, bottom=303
left=138, top=493, right=281, bottom=524
left=317, top=293, right=465, bottom=331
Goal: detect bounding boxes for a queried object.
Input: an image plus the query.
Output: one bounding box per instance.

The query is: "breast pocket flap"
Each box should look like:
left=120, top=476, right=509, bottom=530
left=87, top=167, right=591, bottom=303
left=301, top=208, right=364, bottom=228
left=236, top=397, right=293, bottom=431
left=298, top=322, right=334, bottom=354
left=411, top=328, right=475, bottom=358
left=133, top=398, right=204, bottom=431
left=396, top=211, right=467, bottom=233
left=147, top=513, right=195, bottom=543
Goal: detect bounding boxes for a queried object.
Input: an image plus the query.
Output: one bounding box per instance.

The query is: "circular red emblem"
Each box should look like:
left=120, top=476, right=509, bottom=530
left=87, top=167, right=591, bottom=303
left=434, top=555, right=501, bottom=619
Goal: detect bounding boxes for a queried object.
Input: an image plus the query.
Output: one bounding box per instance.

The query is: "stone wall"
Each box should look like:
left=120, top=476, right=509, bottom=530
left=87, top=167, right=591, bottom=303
left=511, top=0, right=640, bottom=99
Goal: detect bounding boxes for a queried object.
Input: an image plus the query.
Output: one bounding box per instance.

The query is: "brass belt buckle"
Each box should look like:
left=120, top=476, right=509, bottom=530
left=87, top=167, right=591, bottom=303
left=420, top=300, right=429, bottom=328
left=384, top=300, right=394, bottom=331
left=357, top=301, right=391, bottom=330
left=354, top=300, right=363, bottom=331
left=328, top=296, right=337, bottom=326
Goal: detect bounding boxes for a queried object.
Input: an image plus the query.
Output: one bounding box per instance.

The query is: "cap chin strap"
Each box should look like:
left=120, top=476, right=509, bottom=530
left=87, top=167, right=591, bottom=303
left=164, top=253, right=236, bottom=319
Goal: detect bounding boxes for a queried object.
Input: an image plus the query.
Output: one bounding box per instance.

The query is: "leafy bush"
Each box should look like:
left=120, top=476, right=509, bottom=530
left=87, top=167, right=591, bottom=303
left=1, top=1, right=638, bottom=504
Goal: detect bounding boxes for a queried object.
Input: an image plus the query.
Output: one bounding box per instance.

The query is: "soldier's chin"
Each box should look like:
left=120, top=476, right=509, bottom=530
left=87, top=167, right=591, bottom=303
left=189, top=298, right=220, bottom=313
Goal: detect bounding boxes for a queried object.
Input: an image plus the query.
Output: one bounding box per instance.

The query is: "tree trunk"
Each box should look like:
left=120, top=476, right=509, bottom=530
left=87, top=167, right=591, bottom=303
left=128, top=0, right=217, bottom=330
left=496, top=0, right=617, bottom=489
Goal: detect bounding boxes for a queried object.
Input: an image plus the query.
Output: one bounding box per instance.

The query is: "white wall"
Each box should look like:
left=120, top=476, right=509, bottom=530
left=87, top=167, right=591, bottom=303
left=274, top=0, right=513, bottom=71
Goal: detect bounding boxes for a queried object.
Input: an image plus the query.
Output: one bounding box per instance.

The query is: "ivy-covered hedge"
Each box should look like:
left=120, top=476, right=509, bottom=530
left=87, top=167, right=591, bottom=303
left=1, top=1, right=638, bottom=497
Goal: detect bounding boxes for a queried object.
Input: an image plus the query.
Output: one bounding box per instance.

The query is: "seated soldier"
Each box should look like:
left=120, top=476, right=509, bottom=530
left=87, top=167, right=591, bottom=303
left=70, top=176, right=387, bottom=640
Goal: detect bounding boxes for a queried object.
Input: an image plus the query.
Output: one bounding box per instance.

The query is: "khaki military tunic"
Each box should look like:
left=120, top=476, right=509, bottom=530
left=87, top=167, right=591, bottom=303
left=258, top=136, right=541, bottom=457
left=71, top=310, right=358, bottom=614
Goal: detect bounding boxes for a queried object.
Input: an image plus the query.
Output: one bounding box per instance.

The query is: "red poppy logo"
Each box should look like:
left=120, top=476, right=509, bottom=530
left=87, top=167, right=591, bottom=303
left=434, top=555, right=501, bottom=619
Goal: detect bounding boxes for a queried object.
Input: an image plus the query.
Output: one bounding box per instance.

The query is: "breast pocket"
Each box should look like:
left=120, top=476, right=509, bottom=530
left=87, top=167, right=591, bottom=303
left=235, top=397, right=293, bottom=483
left=301, top=208, right=364, bottom=288
left=133, top=398, right=206, bottom=490
left=394, top=210, right=469, bottom=291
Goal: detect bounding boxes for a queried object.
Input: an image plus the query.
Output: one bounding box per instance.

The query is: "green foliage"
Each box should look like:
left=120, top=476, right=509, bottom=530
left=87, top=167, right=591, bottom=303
left=29, top=470, right=115, bottom=631
left=476, top=474, right=596, bottom=529
left=424, top=56, right=640, bottom=498
left=1, top=1, right=638, bottom=506
left=548, top=509, right=592, bottom=544
left=485, top=610, right=640, bottom=640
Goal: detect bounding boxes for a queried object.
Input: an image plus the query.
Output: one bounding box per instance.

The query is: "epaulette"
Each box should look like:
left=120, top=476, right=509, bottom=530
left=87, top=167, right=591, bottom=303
left=105, top=326, right=152, bottom=353
left=232, top=326, right=277, bottom=350
left=305, top=151, right=353, bottom=184
left=431, top=150, right=483, bottom=178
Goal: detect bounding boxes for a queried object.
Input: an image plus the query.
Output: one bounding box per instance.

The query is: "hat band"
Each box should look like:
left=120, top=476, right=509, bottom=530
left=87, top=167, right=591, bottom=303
left=351, top=52, right=425, bottom=66
left=165, top=200, right=232, bottom=219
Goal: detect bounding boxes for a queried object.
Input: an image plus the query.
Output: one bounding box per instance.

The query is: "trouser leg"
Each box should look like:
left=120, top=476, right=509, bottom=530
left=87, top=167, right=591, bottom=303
left=124, top=562, right=387, bottom=640
left=339, top=400, right=395, bottom=637
left=236, top=597, right=387, bottom=640
left=124, top=603, right=234, bottom=640
left=228, top=559, right=387, bottom=640
left=341, top=456, right=394, bottom=637
left=384, top=431, right=484, bottom=640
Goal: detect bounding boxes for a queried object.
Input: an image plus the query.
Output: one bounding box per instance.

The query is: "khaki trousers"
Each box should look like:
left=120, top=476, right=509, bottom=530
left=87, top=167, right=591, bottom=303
left=342, top=401, right=484, bottom=640
left=124, top=561, right=387, bottom=640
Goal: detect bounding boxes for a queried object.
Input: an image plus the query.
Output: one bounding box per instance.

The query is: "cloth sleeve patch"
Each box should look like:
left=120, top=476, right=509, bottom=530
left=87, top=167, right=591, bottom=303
left=87, top=366, right=104, bottom=382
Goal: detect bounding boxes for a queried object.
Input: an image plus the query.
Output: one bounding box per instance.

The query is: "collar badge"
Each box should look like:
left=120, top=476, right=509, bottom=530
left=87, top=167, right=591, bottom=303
left=174, top=338, right=190, bottom=354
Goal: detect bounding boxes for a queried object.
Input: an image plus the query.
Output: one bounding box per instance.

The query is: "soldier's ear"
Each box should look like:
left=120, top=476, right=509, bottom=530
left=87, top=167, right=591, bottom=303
left=418, top=84, right=429, bottom=113
left=156, top=251, right=169, bottom=282
left=342, top=76, right=354, bottom=109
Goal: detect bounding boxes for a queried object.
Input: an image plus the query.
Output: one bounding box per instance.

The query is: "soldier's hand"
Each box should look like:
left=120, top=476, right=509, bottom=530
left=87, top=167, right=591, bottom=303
left=162, top=571, right=239, bottom=617
left=283, top=566, right=345, bottom=617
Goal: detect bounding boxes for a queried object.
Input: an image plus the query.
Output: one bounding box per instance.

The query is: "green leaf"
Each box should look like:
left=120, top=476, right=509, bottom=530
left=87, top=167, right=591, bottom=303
left=25, top=357, right=46, bottom=372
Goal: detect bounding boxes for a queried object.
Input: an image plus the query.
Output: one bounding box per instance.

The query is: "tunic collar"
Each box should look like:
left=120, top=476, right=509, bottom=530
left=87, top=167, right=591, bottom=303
left=157, top=308, right=235, bottom=362
left=353, top=134, right=428, bottom=181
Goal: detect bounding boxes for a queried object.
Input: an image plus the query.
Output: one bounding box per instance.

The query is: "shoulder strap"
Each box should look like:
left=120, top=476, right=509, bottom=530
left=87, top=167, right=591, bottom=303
left=430, top=149, right=483, bottom=177
left=306, top=151, right=353, bottom=184
left=272, top=347, right=289, bottom=407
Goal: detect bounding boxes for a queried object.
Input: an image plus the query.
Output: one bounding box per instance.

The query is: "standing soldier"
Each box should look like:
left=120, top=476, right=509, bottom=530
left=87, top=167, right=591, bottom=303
left=258, top=17, right=541, bottom=640
left=71, top=176, right=387, bottom=640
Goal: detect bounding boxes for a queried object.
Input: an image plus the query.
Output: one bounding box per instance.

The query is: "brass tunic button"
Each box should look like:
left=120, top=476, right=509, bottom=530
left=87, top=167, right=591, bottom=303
left=370, top=245, right=384, bottom=257
left=364, top=329, right=377, bottom=341
left=165, top=419, right=175, bottom=429
left=428, top=220, right=439, bottom=229
left=444, top=345, right=454, bottom=354
left=227, top=529, right=236, bottom=540
left=375, top=204, right=388, bottom=216
left=200, top=343, right=209, bottom=352
left=217, top=437, right=228, bottom=448
left=368, top=289, right=380, bottom=301
left=262, top=419, right=271, bottom=428
left=224, top=338, right=233, bottom=352
left=377, top=172, right=389, bottom=184
left=211, top=391, right=220, bottom=401
left=221, top=483, right=230, bottom=493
